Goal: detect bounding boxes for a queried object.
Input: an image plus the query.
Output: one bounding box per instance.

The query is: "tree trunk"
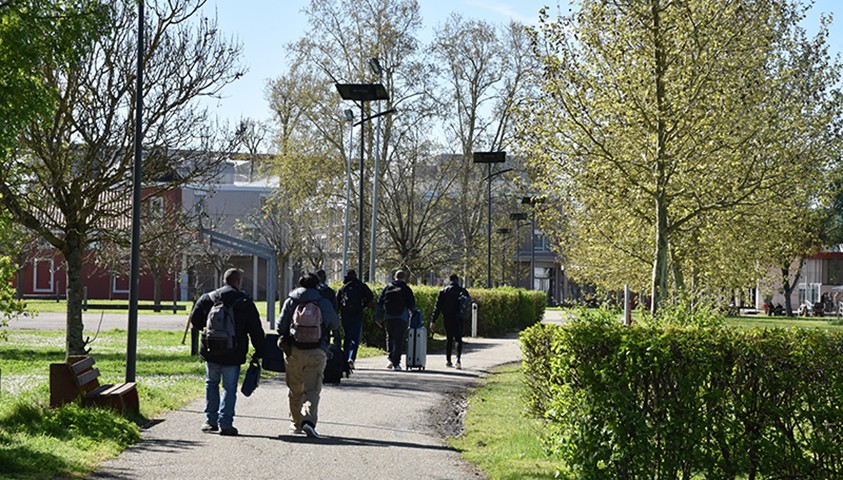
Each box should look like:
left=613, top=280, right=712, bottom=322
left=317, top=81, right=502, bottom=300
left=651, top=197, right=670, bottom=315
left=153, top=273, right=162, bottom=312
left=15, top=253, right=25, bottom=300
left=782, top=258, right=803, bottom=316
left=649, top=0, right=670, bottom=316
left=64, top=231, right=86, bottom=357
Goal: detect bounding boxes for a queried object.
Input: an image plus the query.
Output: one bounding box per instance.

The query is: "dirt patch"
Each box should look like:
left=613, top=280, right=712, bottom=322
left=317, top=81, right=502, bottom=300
left=429, top=389, right=470, bottom=439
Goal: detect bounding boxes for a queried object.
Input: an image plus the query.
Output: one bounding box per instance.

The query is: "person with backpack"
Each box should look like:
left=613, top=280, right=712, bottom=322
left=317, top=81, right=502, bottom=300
left=336, top=269, right=374, bottom=370
left=429, top=273, right=470, bottom=370
left=316, top=269, right=338, bottom=313
left=189, top=268, right=265, bottom=436
left=277, top=272, right=340, bottom=438
left=375, top=269, right=416, bottom=371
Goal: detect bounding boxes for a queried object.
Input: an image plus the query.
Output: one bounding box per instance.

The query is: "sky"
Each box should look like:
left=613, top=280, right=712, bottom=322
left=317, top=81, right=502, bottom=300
left=203, top=0, right=843, bottom=126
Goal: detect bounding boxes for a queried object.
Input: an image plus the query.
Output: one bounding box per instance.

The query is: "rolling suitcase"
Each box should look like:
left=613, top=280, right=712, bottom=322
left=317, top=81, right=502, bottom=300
left=405, top=325, right=426, bottom=370
left=324, top=343, right=349, bottom=384
left=262, top=333, right=286, bottom=372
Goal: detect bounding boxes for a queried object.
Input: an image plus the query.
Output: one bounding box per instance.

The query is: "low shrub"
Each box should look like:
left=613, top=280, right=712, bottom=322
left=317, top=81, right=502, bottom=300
left=521, top=310, right=843, bottom=479
left=358, top=284, right=545, bottom=349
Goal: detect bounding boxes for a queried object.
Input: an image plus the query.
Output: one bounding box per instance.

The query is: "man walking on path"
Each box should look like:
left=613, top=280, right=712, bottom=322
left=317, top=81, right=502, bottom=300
left=375, top=269, right=416, bottom=371
left=189, top=268, right=265, bottom=436
left=336, top=269, right=374, bottom=370
left=277, top=272, right=340, bottom=438
left=429, top=273, right=469, bottom=369
left=316, top=269, right=338, bottom=312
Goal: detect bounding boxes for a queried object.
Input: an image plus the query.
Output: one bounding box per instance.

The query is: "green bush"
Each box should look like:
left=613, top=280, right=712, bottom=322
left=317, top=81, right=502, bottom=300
left=521, top=311, right=843, bottom=479
left=358, top=284, right=545, bottom=349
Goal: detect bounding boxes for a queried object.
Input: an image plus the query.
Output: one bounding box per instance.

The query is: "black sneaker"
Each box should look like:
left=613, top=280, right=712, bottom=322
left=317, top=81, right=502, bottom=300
left=302, top=422, right=319, bottom=438
left=219, top=426, right=239, bottom=436
left=201, top=423, right=218, bottom=432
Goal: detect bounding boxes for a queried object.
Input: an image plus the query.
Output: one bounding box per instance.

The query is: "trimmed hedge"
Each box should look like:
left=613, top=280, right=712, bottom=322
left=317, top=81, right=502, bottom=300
left=339, top=283, right=545, bottom=349
left=521, top=314, right=843, bottom=479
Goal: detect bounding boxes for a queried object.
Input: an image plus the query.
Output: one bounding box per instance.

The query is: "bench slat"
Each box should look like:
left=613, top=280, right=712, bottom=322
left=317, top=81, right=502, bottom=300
left=50, top=355, right=139, bottom=414
left=70, top=357, right=96, bottom=375
left=99, top=382, right=136, bottom=396
left=74, top=368, right=101, bottom=388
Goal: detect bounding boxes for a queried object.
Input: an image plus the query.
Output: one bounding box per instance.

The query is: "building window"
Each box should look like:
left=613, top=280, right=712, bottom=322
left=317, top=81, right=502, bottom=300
left=33, top=258, right=55, bottom=292
left=112, top=273, right=130, bottom=294
left=798, top=283, right=821, bottom=305
left=148, top=196, right=164, bottom=218
left=194, top=194, right=206, bottom=217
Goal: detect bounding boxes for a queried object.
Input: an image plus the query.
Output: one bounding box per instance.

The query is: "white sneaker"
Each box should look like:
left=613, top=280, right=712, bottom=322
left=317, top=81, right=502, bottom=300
left=455, top=360, right=462, bottom=370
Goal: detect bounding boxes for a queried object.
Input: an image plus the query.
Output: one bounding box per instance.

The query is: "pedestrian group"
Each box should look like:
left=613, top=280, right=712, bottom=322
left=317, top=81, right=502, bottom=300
left=188, top=267, right=470, bottom=438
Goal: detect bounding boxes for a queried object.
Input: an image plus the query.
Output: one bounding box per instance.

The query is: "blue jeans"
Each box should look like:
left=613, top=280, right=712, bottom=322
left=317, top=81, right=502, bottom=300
left=205, top=361, right=240, bottom=428
left=341, top=313, right=363, bottom=362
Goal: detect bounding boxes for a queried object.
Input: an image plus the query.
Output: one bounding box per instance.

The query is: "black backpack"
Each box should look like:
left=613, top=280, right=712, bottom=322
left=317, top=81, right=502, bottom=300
left=457, top=289, right=472, bottom=321
left=340, top=282, right=364, bottom=315
left=202, top=290, right=238, bottom=353
left=383, top=283, right=405, bottom=316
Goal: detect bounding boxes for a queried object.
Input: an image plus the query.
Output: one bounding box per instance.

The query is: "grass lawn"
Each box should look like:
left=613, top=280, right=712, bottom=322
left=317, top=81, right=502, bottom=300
left=0, top=328, right=384, bottom=480
left=451, top=363, right=563, bottom=479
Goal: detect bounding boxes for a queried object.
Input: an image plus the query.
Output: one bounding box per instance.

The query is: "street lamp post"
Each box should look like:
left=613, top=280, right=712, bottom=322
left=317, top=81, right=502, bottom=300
left=342, top=108, right=354, bottom=275
left=510, top=212, right=528, bottom=288
left=473, top=151, right=507, bottom=289
left=126, top=0, right=144, bottom=382
left=368, top=58, right=383, bottom=283
left=521, top=196, right=542, bottom=290
left=335, top=83, right=390, bottom=276
left=496, top=227, right=511, bottom=286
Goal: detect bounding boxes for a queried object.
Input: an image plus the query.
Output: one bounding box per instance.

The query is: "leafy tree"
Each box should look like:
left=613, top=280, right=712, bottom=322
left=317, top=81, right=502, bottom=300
left=0, top=0, right=244, bottom=356
left=0, top=0, right=108, bottom=157
left=431, top=16, right=537, bottom=285
left=517, top=0, right=842, bottom=314
left=0, top=1, right=107, bottom=335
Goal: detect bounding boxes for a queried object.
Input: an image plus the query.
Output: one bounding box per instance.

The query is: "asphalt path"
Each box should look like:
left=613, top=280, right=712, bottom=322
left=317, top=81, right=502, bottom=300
left=89, top=337, right=521, bottom=480
left=6, top=311, right=188, bottom=332
left=9, top=309, right=565, bottom=479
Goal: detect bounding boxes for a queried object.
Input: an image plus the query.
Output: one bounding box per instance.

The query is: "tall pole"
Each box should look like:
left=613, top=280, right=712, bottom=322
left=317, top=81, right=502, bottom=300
left=530, top=208, right=536, bottom=291
left=369, top=61, right=383, bottom=282
left=342, top=114, right=353, bottom=275
left=486, top=162, right=492, bottom=289
left=515, top=222, right=521, bottom=288
left=358, top=102, right=365, bottom=277
left=126, top=0, right=144, bottom=383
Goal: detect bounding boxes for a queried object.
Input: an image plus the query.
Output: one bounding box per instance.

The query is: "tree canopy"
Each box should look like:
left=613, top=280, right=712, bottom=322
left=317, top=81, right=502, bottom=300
left=516, top=0, right=842, bottom=313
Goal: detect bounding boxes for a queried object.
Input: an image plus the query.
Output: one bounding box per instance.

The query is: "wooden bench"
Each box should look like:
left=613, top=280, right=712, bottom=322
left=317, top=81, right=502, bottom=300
left=49, top=355, right=139, bottom=414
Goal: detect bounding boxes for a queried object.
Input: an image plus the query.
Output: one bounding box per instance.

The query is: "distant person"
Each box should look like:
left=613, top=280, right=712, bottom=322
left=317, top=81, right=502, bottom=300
left=189, top=268, right=265, bottom=436
left=375, top=269, right=416, bottom=371
left=336, top=269, right=374, bottom=370
left=277, top=272, right=340, bottom=438
left=429, top=273, right=469, bottom=369
left=316, top=269, right=338, bottom=313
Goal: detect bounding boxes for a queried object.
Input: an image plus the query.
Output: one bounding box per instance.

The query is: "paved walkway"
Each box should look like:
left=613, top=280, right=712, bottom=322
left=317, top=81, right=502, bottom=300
left=11, top=309, right=562, bottom=479
left=88, top=337, right=520, bottom=480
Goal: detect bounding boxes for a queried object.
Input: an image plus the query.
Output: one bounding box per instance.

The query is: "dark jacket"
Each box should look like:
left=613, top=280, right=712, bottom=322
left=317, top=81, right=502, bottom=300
left=189, top=285, right=266, bottom=365
left=375, top=280, right=416, bottom=321
left=277, top=287, right=340, bottom=351
left=318, top=282, right=338, bottom=313
left=431, top=281, right=467, bottom=324
left=336, top=277, right=374, bottom=317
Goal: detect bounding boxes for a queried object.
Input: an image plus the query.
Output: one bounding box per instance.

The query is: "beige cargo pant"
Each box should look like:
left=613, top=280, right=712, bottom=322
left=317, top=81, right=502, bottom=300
left=284, top=346, right=327, bottom=428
